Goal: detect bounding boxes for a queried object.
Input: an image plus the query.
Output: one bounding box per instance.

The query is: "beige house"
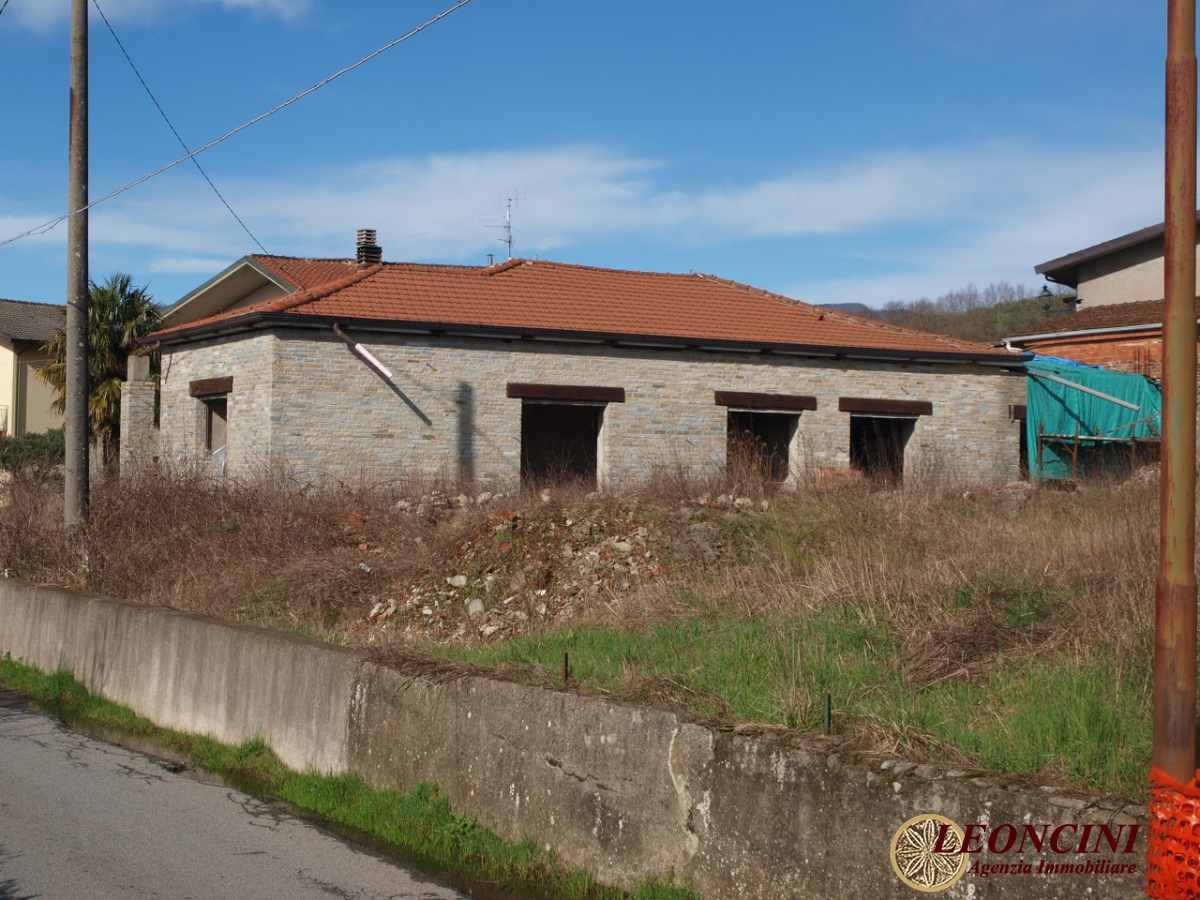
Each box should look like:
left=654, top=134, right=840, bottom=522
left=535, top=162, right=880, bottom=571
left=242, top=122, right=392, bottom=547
left=1036, top=212, right=1200, bottom=308
left=0, top=298, right=65, bottom=437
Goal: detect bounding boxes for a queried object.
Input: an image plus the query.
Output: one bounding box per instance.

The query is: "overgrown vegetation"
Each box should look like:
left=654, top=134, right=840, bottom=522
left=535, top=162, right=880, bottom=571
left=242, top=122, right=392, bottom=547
left=0, top=427, right=64, bottom=475
left=0, top=464, right=1156, bottom=797
left=0, top=655, right=693, bottom=900
left=37, top=272, right=162, bottom=462
left=840, top=280, right=1074, bottom=344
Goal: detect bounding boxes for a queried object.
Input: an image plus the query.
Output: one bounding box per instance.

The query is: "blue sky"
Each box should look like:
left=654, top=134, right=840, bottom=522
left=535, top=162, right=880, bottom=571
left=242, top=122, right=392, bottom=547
left=0, top=0, right=1168, bottom=310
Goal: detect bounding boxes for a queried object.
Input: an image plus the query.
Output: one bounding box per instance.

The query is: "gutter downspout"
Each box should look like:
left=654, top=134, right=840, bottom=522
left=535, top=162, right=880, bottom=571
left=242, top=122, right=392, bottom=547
left=331, top=324, right=431, bottom=426
left=332, top=323, right=394, bottom=379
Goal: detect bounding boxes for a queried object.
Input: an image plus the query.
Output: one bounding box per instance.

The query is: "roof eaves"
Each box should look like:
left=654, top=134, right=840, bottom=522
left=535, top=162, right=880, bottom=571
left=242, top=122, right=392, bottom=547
left=1006, top=322, right=1168, bottom=345
left=1034, top=212, right=1200, bottom=286
left=151, top=311, right=1028, bottom=367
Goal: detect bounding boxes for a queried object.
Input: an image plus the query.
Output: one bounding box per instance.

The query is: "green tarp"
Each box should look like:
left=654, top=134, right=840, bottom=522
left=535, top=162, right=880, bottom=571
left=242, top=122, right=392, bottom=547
left=1025, top=358, right=1162, bottom=481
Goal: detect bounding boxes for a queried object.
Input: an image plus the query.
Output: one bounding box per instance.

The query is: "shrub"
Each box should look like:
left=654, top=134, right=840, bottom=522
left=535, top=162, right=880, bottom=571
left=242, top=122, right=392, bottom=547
left=0, top=428, right=65, bottom=475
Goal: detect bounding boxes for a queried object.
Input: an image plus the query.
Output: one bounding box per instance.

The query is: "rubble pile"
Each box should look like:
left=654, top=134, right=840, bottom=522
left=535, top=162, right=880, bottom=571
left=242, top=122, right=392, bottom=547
left=355, top=492, right=761, bottom=645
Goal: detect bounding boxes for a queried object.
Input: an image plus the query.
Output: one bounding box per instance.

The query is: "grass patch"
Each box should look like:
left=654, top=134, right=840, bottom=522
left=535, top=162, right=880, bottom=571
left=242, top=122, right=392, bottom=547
left=910, top=657, right=1151, bottom=794
left=434, top=605, right=898, bottom=731
left=432, top=610, right=1152, bottom=797
left=0, top=655, right=695, bottom=900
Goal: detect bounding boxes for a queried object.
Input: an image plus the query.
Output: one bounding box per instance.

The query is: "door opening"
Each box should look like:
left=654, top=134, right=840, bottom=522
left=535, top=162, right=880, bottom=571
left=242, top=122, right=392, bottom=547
left=520, top=402, right=602, bottom=487
left=849, top=415, right=914, bottom=483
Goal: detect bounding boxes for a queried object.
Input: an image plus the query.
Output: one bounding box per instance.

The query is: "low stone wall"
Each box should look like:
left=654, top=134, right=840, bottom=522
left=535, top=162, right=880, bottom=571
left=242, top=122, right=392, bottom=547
left=0, top=578, right=1146, bottom=899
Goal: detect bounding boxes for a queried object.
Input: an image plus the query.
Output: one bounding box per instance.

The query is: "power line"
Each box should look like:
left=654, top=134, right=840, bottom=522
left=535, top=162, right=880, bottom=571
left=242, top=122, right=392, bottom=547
left=0, top=0, right=11, bottom=19
left=0, top=0, right=477, bottom=250
left=90, top=0, right=267, bottom=253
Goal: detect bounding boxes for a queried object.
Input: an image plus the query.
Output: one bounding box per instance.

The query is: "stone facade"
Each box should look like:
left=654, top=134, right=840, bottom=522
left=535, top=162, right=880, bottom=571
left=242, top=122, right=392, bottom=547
left=151, top=327, right=1025, bottom=489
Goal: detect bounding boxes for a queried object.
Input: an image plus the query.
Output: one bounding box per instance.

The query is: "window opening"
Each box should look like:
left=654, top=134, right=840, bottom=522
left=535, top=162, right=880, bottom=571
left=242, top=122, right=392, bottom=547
left=203, top=396, right=228, bottom=457
left=727, top=410, right=796, bottom=483
left=520, top=402, right=602, bottom=487
left=849, top=415, right=914, bottom=483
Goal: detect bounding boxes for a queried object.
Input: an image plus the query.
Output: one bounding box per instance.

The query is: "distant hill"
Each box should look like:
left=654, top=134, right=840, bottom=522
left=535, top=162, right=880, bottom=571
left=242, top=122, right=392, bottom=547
left=817, top=282, right=1067, bottom=345
left=819, top=302, right=879, bottom=319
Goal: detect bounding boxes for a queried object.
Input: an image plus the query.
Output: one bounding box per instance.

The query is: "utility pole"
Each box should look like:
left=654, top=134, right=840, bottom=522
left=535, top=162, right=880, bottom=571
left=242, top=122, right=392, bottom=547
left=1147, top=0, right=1198, bottom=895
left=65, top=0, right=89, bottom=526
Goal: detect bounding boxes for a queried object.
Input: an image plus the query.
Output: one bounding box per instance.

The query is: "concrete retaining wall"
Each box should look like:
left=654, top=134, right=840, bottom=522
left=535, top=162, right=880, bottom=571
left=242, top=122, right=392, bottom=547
left=0, top=578, right=1146, bottom=899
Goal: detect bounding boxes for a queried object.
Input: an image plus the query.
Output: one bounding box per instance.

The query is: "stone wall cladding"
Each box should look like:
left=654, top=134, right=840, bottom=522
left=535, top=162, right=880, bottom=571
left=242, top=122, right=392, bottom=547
left=159, top=331, right=275, bottom=471
left=118, top=376, right=158, bottom=473
left=159, top=329, right=1026, bottom=487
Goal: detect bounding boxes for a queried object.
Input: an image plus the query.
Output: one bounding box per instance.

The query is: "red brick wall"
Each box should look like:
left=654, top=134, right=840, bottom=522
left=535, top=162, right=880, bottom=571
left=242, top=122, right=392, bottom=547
left=1022, top=331, right=1166, bottom=379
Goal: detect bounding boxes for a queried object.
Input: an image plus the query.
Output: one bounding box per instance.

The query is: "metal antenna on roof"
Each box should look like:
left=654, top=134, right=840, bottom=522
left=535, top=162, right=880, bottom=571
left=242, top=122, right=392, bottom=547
left=487, top=193, right=524, bottom=260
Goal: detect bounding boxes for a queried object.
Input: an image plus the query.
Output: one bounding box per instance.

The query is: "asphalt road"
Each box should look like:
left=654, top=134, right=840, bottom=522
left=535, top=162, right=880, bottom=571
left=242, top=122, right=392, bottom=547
left=0, top=689, right=469, bottom=900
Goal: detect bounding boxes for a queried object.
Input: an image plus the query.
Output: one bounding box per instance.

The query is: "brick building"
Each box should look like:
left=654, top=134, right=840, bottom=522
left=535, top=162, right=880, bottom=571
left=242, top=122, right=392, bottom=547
left=130, top=235, right=1028, bottom=488
left=1004, top=300, right=1170, bottom=378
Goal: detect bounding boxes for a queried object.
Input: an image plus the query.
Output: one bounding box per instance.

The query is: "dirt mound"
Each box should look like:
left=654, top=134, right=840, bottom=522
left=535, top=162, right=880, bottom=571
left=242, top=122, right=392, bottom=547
left=354, top=497, right=755, bottom=645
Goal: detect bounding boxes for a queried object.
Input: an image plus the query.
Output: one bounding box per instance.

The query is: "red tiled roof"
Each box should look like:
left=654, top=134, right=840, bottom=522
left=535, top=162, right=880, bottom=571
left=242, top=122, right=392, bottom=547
left=253, top=255, right=359, bottom=291
left=154, top=257, right=1018, bottom=360
left=1009, top=300, right=1167, bottom=339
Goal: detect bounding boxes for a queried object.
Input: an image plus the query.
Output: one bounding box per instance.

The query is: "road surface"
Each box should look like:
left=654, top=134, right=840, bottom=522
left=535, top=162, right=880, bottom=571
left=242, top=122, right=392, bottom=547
left=0, top=688, right=469, bottom=899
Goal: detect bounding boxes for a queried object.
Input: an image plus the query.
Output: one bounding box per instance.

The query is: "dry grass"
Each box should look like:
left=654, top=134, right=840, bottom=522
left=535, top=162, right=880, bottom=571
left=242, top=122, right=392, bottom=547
left=0, top=462, right=1157, bottom=675
left=0, top=462, right=1160, bottom=792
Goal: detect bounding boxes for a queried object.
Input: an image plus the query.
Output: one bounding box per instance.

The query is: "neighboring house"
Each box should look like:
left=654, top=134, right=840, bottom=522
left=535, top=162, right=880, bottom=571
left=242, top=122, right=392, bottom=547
left=1035, top=212, right=1200, bottom=308
left=131, top=232, right=1028, bottom=487
left=0, top=298, right=65, bottom=437
left=1004, top=300, right=1173, bottom=378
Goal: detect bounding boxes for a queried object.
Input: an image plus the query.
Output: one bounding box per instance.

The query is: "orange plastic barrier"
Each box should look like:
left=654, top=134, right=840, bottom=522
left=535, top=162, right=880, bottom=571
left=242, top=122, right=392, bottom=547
left=1147, top=767, right=1200, bottom=898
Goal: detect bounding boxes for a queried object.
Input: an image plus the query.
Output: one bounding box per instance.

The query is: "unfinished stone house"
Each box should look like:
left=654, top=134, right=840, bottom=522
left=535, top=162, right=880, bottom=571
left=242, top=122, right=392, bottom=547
left=128, top=233, right=1028, bottom=488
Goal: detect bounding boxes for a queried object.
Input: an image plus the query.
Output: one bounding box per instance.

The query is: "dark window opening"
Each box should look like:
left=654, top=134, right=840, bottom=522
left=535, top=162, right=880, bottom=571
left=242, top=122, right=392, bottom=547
left=203, top=396, right=228, bottom=457
left=1018, top=419, right=1029, bottom=479
left=520, top=402, right=602, bottom=487
left=849, top=415, right=914, bottom=483
left=727, top=411, right=796, bottom=483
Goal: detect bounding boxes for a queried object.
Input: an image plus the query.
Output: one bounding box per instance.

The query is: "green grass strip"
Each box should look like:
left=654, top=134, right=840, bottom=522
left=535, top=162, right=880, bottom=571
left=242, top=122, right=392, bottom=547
left=431, top=610, right=1151, bottom=798
left=0, top=653, right=695, bottom=900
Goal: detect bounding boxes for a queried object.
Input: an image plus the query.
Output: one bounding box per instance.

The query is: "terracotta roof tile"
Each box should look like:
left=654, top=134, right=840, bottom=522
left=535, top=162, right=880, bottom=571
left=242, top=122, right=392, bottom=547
left=0, top=298, right=65, bottom=342
left=154, top=257, right=1017, bottom=360
left=1009, top=300, right=1167, bottom=338
left=253, top=255, right=359, bottom=291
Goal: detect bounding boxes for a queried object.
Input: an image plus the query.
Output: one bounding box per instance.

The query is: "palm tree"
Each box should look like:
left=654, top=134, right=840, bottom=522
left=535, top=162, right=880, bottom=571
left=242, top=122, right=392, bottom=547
left=38, top=273, right=163, bottom=463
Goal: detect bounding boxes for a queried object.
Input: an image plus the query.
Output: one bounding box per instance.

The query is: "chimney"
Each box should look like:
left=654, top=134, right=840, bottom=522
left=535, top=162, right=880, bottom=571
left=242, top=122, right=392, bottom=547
left=356, top=228, right=382, bottom=266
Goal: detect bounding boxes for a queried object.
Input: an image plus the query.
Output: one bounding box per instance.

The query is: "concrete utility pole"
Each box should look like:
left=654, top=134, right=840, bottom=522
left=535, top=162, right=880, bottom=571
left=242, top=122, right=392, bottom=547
left=65, top=0, right=89, bottom=526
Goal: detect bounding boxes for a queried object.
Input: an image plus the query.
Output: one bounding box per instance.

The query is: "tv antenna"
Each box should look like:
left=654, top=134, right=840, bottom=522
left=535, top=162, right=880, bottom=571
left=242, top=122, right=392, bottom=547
left=487, top=193, right=524, bottom=259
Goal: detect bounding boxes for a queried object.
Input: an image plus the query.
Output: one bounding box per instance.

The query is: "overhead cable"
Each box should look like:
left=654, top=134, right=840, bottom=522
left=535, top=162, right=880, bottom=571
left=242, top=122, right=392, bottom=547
left=0, top=0, right=476, bottom=250
left=91, top=0, right=268, bottom=253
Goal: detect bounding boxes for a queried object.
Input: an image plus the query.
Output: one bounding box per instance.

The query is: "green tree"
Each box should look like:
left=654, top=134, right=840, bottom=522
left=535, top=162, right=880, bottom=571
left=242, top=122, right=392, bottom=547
left=38, top=273, right=163, bottom=462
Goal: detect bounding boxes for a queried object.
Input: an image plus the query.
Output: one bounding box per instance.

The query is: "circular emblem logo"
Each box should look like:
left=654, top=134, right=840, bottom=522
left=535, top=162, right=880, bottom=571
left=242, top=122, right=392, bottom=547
left=890, top=814, right=969, bottom=892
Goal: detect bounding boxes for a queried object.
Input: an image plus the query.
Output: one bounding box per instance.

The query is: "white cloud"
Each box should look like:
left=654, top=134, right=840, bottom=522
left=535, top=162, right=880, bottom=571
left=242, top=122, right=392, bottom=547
left=8, top=0, right=306, bottom=31
left=785, top=146, right=1162, bottom=307
left=6, top=139, right=1167, bottom=308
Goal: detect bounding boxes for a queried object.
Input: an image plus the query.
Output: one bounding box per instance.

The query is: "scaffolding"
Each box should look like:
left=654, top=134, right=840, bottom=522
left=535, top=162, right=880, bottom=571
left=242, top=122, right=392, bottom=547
left=1025, top=358, right=1163, bottom=482
left=1035, top=422, right=1161, bottom=481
